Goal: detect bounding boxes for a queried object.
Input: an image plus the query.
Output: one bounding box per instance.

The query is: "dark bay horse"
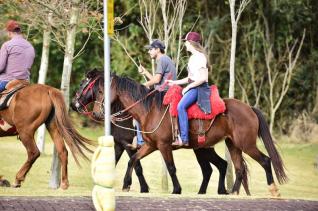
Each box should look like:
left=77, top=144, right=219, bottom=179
left=104, top=74, right=287, bottom=196
left=0, top=84, right=94, bottom=189
left=73, top=69, right=233, bottom=195
left=71, top=70, right=149, bottom=193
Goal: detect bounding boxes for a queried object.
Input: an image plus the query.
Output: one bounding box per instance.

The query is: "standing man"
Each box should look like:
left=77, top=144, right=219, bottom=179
left=127, top=39, right=177, bottom=149
left=0, top=20, right=35, bottom=92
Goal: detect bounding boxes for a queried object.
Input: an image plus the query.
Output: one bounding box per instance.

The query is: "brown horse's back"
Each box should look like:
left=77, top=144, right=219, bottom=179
left=188, top=98, right=258, bottom=148
left=0, top=84, right=55, bottom=132
left=223, top=99, right=259, bottom=148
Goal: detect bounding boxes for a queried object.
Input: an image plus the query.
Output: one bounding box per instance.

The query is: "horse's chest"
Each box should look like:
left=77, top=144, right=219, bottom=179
left=0, top=119, right=17, bottom=136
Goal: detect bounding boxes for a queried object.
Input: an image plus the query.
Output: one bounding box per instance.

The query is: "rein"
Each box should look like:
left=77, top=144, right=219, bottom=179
left=112, top=78, right=170, bottom=119
left=111, top=79, right=171, bottom=134
left=111, top=88, right=158, bottom=119
left=111, top=105, right=170, bottom=134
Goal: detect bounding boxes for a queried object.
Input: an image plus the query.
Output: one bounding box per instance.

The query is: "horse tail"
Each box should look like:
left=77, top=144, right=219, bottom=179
left=47, top=88, right=95, bottom=166
left=252, top=107, right=288, bottom=184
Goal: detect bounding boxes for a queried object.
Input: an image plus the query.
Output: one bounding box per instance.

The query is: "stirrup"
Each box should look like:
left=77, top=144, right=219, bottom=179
left=172, top=135, right=188, bottom=146
left=171, top=139, right=182, bottom=146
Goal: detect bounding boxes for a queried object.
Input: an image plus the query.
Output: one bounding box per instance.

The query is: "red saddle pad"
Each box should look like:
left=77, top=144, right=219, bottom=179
left=163, top=85, right=226, bottom=120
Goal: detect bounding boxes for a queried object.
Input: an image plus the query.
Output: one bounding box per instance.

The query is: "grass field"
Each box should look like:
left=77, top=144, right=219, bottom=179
left=0, top=125, right=317, bottom=200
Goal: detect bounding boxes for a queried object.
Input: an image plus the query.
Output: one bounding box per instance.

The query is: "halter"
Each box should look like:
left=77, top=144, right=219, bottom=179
left=75, top=76, right=103, bottom=120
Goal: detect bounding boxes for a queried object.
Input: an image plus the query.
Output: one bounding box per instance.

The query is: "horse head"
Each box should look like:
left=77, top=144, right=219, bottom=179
left=71, top=68, right=104, bottom=118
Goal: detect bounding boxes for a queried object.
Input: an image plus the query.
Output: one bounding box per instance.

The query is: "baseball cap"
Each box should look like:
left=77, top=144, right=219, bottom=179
left=145, top=39, right=165, bottom=50
left=6, top=20, right=21, bottom=32
left=183, top=32, right=201, bottom=43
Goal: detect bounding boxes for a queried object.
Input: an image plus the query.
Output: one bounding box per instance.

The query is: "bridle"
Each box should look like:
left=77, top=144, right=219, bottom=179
left=75, top=75, right=103, bottom=119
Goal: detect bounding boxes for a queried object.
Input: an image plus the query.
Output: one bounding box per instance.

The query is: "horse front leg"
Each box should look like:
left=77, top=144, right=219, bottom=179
left=158, top=143, right=182, bottom=194
left=125, top=147, right=149, bottom=193
left=14, top=133, right=40, bottom=188
left=122, top=144, right=155, bottom=192
left=205, top=148, right=228, bottom=195
left=193, top=148, right=213, bottom=194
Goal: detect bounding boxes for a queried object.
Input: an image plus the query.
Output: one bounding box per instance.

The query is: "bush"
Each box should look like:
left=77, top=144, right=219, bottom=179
left=288, top=112, right=318, bottom=143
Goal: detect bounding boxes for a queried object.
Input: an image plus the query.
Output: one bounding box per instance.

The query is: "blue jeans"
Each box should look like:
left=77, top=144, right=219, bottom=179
left=136, top=122, right=144, bottom=145
left=177, top=88, right=198, bottom=143
left=0, top=81, right=9, bottom=92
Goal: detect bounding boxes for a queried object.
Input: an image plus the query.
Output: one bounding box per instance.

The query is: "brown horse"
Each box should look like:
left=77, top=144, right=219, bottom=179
left=71, top=70, right=150, bottom=193
left=0, top=84, right=94, bottom=189
left=73, top=69, right=230, bottom=195
left=104, top=74, right=287, bottom=195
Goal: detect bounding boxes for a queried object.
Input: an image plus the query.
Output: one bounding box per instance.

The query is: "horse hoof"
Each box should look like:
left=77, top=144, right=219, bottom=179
left=61, top=182, right=69, bottom=190
left=12, top=183, right=21, bottom=188
left=122, top=186, right=130, bottom=192
left=198, top=191, right=206, bottom=194
left=218, top=189, right=229, bottom=195
left=172, top=189, right=181, bottom=194
left=269, top=183, right=281, bottom=197
left=0, top=179, right=10, bottom=187
left=230, top=191, right=239, bottom=195
left=140, top=188, right=149, bottom=193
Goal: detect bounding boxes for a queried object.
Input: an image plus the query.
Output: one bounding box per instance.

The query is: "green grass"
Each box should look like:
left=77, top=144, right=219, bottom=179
left=0, top=125, right=317, bottom=201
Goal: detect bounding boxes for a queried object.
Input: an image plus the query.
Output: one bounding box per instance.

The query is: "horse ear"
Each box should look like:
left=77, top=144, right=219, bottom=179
left=86, top=68, right=99, bottom=78
left=110, top=71, right=118, bottom=77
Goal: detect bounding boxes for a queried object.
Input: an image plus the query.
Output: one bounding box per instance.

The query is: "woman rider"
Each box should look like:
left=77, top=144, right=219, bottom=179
left=167, top=32, right=210, bottom=146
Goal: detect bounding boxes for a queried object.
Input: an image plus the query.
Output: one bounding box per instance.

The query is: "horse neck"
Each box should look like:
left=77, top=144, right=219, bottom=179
left=117, top=92, right=148, bottom=123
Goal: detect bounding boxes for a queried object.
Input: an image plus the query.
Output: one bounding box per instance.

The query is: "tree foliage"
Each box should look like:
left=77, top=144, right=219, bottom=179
left=0, top=0, right=317, bottom=134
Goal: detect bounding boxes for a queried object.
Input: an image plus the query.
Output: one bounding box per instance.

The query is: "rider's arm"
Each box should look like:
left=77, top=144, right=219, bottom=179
left=144, top=73, right=162, bottom=87
left=0, top=43, right=8, bottom=73
left=174, top=77, right=189, bottom=85
left=139, top=66, right=153, bottom=80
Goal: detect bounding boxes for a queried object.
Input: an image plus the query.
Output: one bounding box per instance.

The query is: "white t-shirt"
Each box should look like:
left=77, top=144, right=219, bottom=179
left=187, top=52, right=208, bottom=82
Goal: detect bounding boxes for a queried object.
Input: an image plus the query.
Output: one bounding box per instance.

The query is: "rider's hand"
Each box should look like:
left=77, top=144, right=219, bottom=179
left=182, top=86, right=190, bottom=95
left=138, top=65, right=146, bottom=75
left=166, top=80, right=176, bottom=86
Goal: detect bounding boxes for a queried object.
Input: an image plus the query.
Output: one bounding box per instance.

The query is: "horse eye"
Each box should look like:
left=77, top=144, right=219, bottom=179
left=98, top=90, right=103, bottom=94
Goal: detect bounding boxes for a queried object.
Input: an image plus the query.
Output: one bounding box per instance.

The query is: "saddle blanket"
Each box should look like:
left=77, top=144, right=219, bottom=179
left=163, top=85, right=226, bottom=120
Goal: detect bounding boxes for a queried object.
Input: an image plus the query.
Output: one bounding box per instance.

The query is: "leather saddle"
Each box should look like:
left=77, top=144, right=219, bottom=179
left=0, top=79, right=30, bottom=110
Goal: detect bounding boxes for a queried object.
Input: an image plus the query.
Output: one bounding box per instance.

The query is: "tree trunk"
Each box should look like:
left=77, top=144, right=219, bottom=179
left=50, top=0, right=80, bottom=189
left=313, top=87, right=318, bottom=115
left=225, top=0, right=238, bottom=191
left=228, top=24, right=237, bottom=98
left=36, top=21, right=51, bottom=154
left=269, top=107, right=276, bottom=133
left=60, top=0, right=80, bottom=108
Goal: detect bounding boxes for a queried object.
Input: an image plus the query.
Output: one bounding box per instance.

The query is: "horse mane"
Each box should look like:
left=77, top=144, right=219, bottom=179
left=86, top=68, right=104, bottom=79
left=114, top=75, right=165, bottom=111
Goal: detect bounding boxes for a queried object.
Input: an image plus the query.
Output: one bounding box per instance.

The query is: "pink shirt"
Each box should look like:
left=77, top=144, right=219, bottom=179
left=0, top=35, right=35, bottom=81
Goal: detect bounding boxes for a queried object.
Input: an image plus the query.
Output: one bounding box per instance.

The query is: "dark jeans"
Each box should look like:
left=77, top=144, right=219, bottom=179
left=136, top=121, right=144, bottom=145
left=0, top=81, right=9, bottom=92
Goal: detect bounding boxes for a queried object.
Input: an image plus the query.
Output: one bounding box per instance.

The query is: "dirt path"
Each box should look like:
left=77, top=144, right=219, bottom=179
left=0, top=196, right=317, bottom=210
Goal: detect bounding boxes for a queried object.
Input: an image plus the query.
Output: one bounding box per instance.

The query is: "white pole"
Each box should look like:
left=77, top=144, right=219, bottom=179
left=91, top=1, right=115, bottom=210
left=104, top=0, right=111, bottom=135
